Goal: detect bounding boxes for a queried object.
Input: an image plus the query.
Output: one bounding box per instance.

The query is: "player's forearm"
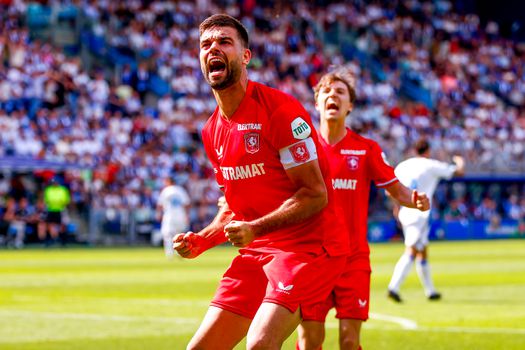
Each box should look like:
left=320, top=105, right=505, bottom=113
left=387, top=182, right=417, bottom=208
left=452, top=155, right=465, bottom=176
left=249, top=186, right=327, bottom=237
left=197, top=204, right=234, bottom=247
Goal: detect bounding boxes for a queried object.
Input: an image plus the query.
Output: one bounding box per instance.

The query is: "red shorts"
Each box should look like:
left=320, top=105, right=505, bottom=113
left=301, top=255, right=371, bottom=322
left=210, top=247, right=345, bottom=319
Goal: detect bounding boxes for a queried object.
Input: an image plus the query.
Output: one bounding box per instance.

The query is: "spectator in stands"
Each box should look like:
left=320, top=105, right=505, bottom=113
left=1, top=0, right=525, bottom=242
left=4, top=197, right=35, bottom=249
left=443, top=198, right=469, bottom=221
left=503, top=194, right=522, bottom=220
left=474, top=196, right=498, bottom=221
left=35, top=198, right=49, bottom=243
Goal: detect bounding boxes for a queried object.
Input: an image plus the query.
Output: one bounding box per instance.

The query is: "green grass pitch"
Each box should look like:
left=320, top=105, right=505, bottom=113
left=1, top=240, right=524, bottom=349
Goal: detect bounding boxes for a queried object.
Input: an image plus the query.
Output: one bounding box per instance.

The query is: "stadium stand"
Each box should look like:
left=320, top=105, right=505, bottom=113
left=0, top=0, right=524, bottom=246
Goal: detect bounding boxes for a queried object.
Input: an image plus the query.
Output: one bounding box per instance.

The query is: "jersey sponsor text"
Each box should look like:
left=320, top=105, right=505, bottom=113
left=340, top=149, right=366, bottom=155
left=220, top=163, right=266, bottom=181
left=237, top=123, right=262, bottom=131
left=332, top=178, right=358, bottom=190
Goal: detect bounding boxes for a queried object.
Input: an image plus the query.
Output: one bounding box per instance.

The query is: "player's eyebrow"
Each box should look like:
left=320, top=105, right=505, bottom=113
left=200, top=34, right=234, bottom=46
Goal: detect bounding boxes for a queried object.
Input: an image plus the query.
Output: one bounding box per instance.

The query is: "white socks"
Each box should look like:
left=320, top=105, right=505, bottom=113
left=416, top=259, right=436, bottom=296
left=388, top=253, right=414, bottom=292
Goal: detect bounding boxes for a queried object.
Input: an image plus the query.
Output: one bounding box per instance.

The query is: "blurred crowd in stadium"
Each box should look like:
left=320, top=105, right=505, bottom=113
left=0, top=0, right=525, bottom=246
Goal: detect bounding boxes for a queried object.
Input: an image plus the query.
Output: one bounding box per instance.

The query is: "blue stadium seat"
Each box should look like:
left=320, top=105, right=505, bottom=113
left=106, top=47, right=137, bottom=67
left=400, top=72, right=434, bottom=108
left=148, top=75, right=170, bottom=97
left=26, top=4, right=52, bottom=29
left=57, top=5, right=78, bottom=22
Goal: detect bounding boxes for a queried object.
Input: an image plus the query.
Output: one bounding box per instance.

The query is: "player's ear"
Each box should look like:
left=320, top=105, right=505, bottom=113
left=314, top=100, right=320, bottom=112
left=347, top=101, right=354, bottom=113
left=242, top=48, right=251, bottom=65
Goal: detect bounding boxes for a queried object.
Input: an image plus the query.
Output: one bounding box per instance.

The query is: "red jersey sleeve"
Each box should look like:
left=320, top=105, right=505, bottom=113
left=267, top=102, right=318, bottom=169
left=368, top=140, right=398, bottom=188
left=201, top=126, right=225, bottom=188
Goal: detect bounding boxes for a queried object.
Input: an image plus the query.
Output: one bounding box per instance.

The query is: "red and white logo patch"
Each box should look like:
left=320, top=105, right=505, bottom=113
left=244, top=133, right=260, bottom=154
left=346, top=156, right=359, bottom=170
left=290, top=141, right=310, bottom=163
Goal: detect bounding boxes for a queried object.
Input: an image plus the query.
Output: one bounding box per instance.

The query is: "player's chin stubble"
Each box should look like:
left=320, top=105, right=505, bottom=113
left=206, top=62, right=242, bottom=91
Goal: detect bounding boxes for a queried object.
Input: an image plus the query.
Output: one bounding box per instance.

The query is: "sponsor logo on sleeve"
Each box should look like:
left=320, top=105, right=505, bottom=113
left=290, top=141, right=310, bottom=163
left=244, top=133, right=260, bottom=154
left=291, top=117, right=311, bottom=140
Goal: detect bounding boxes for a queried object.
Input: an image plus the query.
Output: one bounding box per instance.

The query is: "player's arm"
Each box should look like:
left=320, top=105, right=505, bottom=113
left=174, top=199, right=233, bottom=259
left=224, top=159, right=327, bottom=247
left=452, top=155, right=465, bottom=176
left=385, top=182, right=430, bottom=212
left=155, top=203, right=163, bottom=221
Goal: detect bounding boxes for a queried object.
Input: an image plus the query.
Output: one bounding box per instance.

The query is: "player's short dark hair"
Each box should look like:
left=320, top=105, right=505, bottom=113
left=414, top=138, right=430, bottom=155
left=313, top=67, right=357, bottom=103
left=199, top=14, right=250, bottom=49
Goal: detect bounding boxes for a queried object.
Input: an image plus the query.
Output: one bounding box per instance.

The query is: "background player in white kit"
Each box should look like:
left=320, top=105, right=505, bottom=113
left=156, top=177, right=190, bottom=258
left=387, top=138, right=465, bottom=302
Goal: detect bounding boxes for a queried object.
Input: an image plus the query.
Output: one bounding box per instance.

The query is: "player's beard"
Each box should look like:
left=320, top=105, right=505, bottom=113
left=203, top=57, right=242, bottom=91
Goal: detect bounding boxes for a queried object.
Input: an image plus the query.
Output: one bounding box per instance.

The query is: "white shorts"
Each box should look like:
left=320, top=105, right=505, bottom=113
left=161, top=218, right=188, bottom=238
left=402, top=216, right=429, bottom=250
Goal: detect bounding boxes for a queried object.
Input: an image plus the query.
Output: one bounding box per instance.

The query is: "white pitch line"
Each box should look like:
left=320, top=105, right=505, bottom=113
left=369, top=312, right=418, bottom=329
left=326, top=312, right=525, bottom=335
left=3, top=310, right=525, bottom=336
left=363, top=324, right=525, bottom=335
left=0, top=309, right=200, bottom=324
left=325, top=312, right=417, bottom=330
left=412, top=326, right=525, bottom=335
left=10, top=295, right=210, bottom=307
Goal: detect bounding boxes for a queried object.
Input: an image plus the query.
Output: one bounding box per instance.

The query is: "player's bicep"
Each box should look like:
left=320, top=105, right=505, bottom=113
left=284, top=159, right=327, bottom=198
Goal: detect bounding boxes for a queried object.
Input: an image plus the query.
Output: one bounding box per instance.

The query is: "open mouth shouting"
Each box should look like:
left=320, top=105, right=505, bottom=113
left=326, top=100, right=340, bottom=112
left=208, top=57, right=227, bottom=79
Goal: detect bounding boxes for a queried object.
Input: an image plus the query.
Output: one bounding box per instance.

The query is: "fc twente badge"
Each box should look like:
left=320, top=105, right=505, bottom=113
left=346, top=155, right=359, bottom=170
left=290, top=141, right=310, bottom=163
left=244, top=133, right=260, bottom=154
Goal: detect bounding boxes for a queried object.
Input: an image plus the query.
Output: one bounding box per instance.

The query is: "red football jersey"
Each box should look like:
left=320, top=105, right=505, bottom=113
left=319, top=129, right=398, bottom=267
left=202, top=81, right=349, bottom=256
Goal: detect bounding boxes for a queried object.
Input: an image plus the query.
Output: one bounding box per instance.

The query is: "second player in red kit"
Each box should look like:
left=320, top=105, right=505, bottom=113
left=297, top=69, right=429, bottom=350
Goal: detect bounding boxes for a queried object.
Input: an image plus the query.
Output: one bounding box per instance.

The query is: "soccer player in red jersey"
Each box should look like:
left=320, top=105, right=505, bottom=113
left=296, top=69, right=430, bottom=350
left=173, top=14, right=349, bottom=350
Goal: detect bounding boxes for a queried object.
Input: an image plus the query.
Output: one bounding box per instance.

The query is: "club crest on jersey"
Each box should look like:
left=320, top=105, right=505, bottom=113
left=291, top=117, right=311, bottom=140
left=290, top=141, right=310, bottom=163
left=346, top=156, right=359, bottom=170
left=244, top=133, right=260, bottom=154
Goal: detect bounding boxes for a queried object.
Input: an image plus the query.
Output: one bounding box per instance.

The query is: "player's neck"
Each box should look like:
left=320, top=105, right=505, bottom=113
left=320, top=118, right=346, bottom=145
left=213, top=72, right=249, bottom=120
